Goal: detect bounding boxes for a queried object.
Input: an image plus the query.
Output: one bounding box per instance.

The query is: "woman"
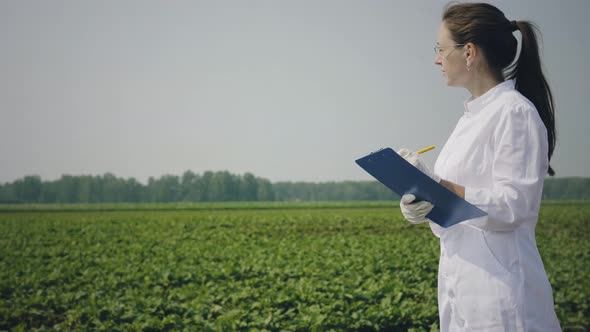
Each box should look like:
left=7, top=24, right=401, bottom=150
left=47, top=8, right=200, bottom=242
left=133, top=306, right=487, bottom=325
left=398, top=3, right=561, bottom=331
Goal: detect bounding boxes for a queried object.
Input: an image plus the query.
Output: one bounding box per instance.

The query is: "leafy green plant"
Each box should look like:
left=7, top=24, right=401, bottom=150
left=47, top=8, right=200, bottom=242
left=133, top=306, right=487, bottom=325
left=0, top=202, right=588, bottom=330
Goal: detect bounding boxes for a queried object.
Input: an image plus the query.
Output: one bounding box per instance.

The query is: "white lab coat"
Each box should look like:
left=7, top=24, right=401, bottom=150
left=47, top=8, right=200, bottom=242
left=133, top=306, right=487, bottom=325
left=430, top=80, right=561, bottom=331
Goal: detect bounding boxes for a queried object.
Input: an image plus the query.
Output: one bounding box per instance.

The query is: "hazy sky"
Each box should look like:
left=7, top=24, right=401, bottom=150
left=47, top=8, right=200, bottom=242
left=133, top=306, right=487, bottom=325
left=1, top=0, right=589, bottom=184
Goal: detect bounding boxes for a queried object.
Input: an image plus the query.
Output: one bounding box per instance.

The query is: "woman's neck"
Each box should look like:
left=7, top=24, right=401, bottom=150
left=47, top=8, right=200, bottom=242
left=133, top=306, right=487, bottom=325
left=466, top=70, right=504, bottom=98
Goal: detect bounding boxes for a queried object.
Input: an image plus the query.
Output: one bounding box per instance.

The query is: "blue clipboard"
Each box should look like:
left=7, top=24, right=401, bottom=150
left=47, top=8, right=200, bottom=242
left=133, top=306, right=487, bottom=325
left=355, top=147, right=487, bottom=228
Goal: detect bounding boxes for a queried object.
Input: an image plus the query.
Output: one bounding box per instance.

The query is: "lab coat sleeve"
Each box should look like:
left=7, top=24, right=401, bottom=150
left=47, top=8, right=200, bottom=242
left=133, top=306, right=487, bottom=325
left=463, top=104, right=548, bottom=232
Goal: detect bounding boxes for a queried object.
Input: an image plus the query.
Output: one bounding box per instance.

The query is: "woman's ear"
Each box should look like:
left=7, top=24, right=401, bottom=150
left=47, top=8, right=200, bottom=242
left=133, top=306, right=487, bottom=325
left=465, top=42, right=476, bottom=66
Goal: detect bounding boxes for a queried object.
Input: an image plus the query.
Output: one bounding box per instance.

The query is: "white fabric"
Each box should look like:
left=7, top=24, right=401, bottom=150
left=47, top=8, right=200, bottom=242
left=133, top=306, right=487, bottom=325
left=400, top=194, right=434, bottom=224
left=431, top=80, right=561, bottom=331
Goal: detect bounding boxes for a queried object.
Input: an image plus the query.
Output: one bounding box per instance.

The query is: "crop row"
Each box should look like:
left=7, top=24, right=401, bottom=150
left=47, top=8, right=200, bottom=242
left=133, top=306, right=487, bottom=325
left=0, top=203, right=588, bottom=331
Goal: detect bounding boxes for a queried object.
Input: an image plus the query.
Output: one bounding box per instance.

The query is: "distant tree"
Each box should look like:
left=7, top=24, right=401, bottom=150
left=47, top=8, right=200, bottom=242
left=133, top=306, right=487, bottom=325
left=199, top=171, right=213, bottom=202
left=12, top=179, right=24, bottom=202
left=24, top=176, right=42, bottom=202
left=218, top=171, right=239, bottom=201
left=54, top=175, right=79, bottom=203
left=0, top=183, right=16, bottom=203
left=186, top=172, right=203, bottom=202
left=77, top=176, right=92, bottom=203
left=240, top=173, right=258, bottom=201
left=542, top=177, right=590, bottom=200
left=1, top=172, right=588, bottom=204
left=147, top=174, right=181, bottom=203
left=205, top=171, right=240, bottom=202
left=256, top=178, right=275, bottom=201
left=125, top=177, right=143, bottom=203
left=102, top=173, right=123, bottom=203
left=39, top=180, right=57, bottom=203
left=181, top=170, right=198, bottom=201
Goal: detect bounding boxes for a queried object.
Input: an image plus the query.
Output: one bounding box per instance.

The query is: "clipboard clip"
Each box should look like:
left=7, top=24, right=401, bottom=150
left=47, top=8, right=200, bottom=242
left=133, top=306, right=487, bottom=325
left=365, top=148, right=387, bottom=163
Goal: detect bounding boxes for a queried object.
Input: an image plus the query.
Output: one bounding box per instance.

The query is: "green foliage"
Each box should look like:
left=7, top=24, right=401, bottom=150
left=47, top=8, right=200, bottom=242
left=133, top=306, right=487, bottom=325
left=0, top=171, right=279, bottom=204
left=273, top=181, right=397, bottom=202
left=0, top=202, right=588, bottom=330
left=2, top=172, right=589, bottom=204
left=543, top=177, right=590, bottom=200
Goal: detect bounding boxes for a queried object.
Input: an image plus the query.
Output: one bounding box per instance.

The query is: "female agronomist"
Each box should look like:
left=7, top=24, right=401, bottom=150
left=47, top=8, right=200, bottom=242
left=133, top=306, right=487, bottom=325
left=398, top=3, right=561, bottom=331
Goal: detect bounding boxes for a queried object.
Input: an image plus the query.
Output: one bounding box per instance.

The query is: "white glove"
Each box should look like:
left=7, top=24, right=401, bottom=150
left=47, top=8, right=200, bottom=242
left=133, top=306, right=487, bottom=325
left=400, top=194, right=434, bottom=224
left=397, top=148, right=441, bottom=183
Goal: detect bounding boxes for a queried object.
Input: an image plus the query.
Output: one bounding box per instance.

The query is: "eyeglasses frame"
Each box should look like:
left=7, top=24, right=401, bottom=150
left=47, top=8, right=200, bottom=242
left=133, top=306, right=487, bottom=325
left=434, top=44, right=467, bottom=57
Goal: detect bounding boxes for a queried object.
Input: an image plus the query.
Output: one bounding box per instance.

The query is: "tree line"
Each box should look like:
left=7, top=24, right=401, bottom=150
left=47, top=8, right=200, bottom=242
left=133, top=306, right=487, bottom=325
left=0, top=171, right=588, bottom=204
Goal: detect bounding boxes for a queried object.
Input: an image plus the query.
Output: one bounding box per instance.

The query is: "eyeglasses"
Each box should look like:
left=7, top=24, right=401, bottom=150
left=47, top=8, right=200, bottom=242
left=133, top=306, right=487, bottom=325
left=434, top=44, right=466, bottom=56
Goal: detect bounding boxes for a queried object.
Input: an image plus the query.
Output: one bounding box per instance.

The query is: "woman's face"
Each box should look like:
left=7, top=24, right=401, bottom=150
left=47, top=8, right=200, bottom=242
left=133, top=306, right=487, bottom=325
left=434, top=22, right=468, bottom=87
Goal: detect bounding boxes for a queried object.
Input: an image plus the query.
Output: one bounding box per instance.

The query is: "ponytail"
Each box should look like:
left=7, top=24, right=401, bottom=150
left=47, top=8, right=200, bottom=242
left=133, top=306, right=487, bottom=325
left=443, top=3, right=557, bottom=176
left=506, top=21, right=556, bottom=176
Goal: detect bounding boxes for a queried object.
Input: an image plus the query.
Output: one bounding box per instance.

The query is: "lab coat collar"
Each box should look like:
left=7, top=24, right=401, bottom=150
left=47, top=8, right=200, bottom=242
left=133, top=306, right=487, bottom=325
left=463, top=80, right=515, bottom=116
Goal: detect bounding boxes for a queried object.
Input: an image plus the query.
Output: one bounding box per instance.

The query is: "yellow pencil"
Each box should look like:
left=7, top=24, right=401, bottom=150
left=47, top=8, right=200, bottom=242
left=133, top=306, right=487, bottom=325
left=416, top=145, right=436, bottom=155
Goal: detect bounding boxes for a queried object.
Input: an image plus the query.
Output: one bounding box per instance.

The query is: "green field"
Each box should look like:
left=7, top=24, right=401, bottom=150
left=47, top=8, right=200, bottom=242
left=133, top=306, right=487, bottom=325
left=1, top=202, right=588, bottom=331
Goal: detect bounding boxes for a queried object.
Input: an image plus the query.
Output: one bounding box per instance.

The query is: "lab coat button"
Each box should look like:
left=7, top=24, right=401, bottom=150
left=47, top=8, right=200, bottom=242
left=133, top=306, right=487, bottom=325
left=448, top=290, right=455, bottom=298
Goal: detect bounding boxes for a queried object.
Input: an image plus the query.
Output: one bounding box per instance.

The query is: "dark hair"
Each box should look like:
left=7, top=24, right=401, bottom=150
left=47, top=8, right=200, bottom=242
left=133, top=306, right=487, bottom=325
left=443, top=2, right=556, bottom=176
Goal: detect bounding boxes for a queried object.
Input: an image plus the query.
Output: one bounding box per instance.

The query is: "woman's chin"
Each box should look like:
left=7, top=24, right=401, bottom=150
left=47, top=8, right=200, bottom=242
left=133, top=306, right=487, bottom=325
left=445, top=78, right=459, bottom=87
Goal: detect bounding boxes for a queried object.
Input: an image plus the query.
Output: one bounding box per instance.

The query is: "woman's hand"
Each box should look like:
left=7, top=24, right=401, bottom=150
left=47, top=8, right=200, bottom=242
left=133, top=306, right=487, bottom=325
left=400, top=194, right=434, bottom=224
left=397, top=148, right=465, bottom=198
left=397, top=148, right=441, bottom=183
